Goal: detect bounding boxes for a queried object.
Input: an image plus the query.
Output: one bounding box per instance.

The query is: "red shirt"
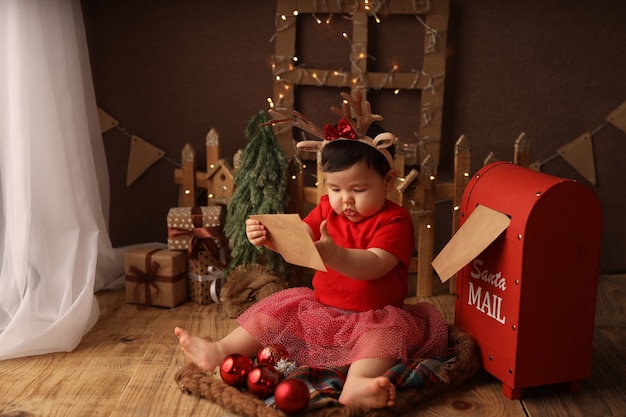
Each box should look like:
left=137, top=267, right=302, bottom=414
left=303, top=195, right=414, bottom=311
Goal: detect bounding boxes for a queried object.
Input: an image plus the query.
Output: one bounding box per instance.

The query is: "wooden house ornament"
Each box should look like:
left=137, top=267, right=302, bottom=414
left=174, top=128, right=235, bottom=207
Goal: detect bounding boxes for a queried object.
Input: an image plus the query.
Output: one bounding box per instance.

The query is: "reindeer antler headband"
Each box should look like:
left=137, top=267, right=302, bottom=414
left=260, top=91, right=397, bottom=168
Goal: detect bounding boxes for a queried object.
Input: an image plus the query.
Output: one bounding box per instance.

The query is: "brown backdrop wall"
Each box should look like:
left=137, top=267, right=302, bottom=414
left=82, top=0, right=626, bottom=273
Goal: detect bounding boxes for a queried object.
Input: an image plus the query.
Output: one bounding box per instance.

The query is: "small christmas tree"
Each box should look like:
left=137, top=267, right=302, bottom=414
left=225, top=111, right=288, bottom=272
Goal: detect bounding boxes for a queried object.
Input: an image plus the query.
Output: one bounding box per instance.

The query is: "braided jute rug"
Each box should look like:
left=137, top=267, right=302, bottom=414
left=174, top=325, right=480, bottom=417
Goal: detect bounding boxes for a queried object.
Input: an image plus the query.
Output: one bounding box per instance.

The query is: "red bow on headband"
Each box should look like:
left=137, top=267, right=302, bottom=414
left=323, top=118, right=358, bottom=141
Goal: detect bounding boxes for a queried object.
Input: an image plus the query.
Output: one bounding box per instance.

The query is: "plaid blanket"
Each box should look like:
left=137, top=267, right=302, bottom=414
left=264, top=347, right=456, bottom=409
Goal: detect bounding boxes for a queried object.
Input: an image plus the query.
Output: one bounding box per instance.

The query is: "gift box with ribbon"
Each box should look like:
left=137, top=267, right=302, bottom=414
left=187, top=250, right=226, bottom=305
left=125, top=247, right=187, bottom=307
left=167, top=206, right=227, bottom=260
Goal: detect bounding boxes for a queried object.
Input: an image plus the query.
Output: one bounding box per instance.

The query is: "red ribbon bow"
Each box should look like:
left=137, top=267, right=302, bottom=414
left=168, top=224, right=224, bottom=261
left=323, top=118, right=358, bottom=141
left=167, top=207, right=226, bottom=264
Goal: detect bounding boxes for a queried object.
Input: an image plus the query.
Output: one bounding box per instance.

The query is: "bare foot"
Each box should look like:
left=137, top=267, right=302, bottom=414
left=174, top=326, right=222, bottom=372
left=338, top=376, right=396, bottom=408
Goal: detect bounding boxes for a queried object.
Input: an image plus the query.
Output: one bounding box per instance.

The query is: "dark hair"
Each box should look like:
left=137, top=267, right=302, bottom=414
left=321, top=140, right=394, bottom=178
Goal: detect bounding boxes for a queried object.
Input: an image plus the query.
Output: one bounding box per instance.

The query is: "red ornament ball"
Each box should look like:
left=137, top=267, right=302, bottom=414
left=257, top=343, right=289, bottom=366
left=246, top=364, right=282, bottom=399
left=274, top=378, right=310, bottom=414
left=219, top=354, right=253, bottom=387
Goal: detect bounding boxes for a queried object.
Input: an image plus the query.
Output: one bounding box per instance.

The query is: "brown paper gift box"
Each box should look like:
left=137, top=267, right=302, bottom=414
left=187, top=250, right=225, bottom=305
left=125, top=247, right=187, bottom=307
left=166, top=206, right=226, bottom=255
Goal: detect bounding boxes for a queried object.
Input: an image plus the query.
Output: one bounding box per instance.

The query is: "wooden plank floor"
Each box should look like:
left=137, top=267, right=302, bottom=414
left=0, top=274, right=624, bottom=416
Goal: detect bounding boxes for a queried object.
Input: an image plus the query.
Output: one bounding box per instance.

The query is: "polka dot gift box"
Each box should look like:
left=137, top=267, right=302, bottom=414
left=187, top=250, right=225, bottom=305
left=166, top=206, right=226, bottom=256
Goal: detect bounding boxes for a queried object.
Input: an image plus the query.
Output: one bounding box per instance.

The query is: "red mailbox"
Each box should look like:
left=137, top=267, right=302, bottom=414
left=454, top=161, right=602, bottom=399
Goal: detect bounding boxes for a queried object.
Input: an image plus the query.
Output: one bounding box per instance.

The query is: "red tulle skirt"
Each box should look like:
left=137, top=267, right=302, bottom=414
left=236, top=287, right=449, bottom=367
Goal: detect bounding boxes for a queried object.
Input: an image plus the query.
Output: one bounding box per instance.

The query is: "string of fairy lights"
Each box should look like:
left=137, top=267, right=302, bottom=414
left=267, top=0, right=447, bottom=205
left=268, top=0, right=442, bottom=114
left=266, top=0, right=448, bottom=192
left=265, top=0, right=453, bottom=239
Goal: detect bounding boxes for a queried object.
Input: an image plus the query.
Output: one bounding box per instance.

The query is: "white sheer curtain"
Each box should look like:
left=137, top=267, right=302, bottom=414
left=0, top=0, right=124, bottom=360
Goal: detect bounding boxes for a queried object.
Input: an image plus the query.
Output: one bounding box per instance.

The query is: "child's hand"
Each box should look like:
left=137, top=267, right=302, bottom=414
left=246, top=218, right=269, bottom=247
left=315, top=220, right=339, bottom=261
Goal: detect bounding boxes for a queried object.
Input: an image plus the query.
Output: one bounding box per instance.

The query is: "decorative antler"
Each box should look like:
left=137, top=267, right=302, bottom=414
left=260, top=91, right=396, bottom=167
left=260, top=109, right=326, bottom=140
left=330, top=91, right=383, bottom=138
